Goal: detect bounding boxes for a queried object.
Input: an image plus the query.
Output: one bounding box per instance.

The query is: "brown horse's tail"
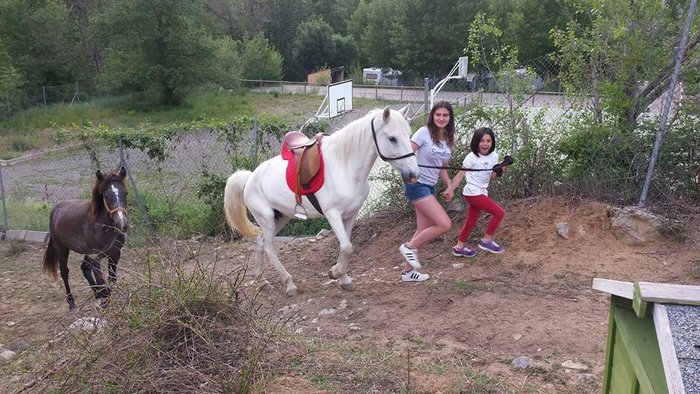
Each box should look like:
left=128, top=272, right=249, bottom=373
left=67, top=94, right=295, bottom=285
left=42, top=237, right=58, bottom=280
left=224, top=170, right=261, bottom=237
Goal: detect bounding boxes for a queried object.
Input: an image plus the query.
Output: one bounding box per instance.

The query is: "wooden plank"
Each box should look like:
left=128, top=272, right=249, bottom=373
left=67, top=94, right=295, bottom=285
left=593, top=278, right=634, bottom=299
left=614, top=306, right=668, bottom=394
left=638, top=282, right=700, bottom=305
left=610, top=329, right=636, bottom=393
left=602, top=304, right=617, bottom=393
left=652, top=304, right=686, bottom=394
left=634, top=282, right=649, bottom=318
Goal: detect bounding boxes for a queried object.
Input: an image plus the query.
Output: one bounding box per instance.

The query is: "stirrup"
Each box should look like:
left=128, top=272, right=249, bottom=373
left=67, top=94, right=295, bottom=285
left=294, top=204, right=308, bottom=220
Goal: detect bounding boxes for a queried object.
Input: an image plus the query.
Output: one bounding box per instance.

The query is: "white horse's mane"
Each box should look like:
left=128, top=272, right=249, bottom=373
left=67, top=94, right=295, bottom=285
left=323, top=109, right=382, bottom=161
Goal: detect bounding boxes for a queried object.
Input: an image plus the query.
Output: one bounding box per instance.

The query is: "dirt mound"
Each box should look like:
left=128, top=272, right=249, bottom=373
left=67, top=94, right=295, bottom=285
left=263, top=197, right=698, bottom=391
left=1, top=198, right=697, bottom=392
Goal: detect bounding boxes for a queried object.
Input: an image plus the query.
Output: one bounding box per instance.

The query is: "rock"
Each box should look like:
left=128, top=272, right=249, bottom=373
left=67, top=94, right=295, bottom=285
left=68, top=317, right=105, bottom=332
left=452, top=263, right=465, bottom=269
left=512, top=333, right=522, bottom=341
left=512, top=356, right=531, bottom=369
left=608, top=206, right=666, bottom=245
left=562, top=360, right=588, bottom=370
left=576, top=372, right=596, bottom=383
left=0, top=349, right=17, bottom=362
left=316, top=229, right=331, bottom=239
left=555, top=222, right=569, bottom=239
left=318, top=308, right=336, bottom=316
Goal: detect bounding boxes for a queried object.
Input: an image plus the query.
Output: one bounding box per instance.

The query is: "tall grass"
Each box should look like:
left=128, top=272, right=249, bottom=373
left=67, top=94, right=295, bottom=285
left=2, top=199, right=51, bottom=231
left=1, top=241, right=291, bottom=393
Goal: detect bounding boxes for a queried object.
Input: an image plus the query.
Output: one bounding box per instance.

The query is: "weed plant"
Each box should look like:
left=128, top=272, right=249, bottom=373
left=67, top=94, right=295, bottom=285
left=3, top=241, right=291, bottom=393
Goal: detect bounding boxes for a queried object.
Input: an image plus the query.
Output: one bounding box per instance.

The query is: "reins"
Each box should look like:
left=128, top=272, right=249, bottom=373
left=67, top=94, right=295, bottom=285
left=371, top=117, right=415, bottom=162
left=419, top=155, right=515, bottom=172
left=418, top=164, right=494, bottom=172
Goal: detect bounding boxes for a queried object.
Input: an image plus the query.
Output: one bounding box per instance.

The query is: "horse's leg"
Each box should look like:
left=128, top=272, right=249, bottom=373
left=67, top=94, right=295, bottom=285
left=325, top=210, right=354, bottom=291
left=56, top=246, right=76, bottom=310
left=256, top=214, right=298, bottom=296
left=107, top=249, right=120, bottom=284
left=80, top=256, right=98, bottom=295
left=85, top=256, right=109, bottom=299
left=252, top=215, right=291, bottom=290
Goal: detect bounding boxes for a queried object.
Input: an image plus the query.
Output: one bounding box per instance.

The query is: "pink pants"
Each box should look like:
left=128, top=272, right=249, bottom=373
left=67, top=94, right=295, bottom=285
left=457, top=194, right=505, bottom=243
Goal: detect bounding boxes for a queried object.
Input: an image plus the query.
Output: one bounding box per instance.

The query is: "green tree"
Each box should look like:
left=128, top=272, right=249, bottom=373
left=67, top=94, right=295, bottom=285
left=348, top=0, right=371, bottom=65
left=356, top=0, right=400, bottom=68
left=550, top=0, right=692, bottom=129
left=0, top=38, right=22, bottom=93
left=292, top=15, right=337, bottom=74
left=95, top=0, right=239, bottom=106
left=265, top=0, right=311, bottom=80
left=306, top=0, right=360, bottom=35
left=0, top=0, right=92, bottom=87
left=240, top=33, right=283, bottom=80
left=392, top=0, right=476, bottom=77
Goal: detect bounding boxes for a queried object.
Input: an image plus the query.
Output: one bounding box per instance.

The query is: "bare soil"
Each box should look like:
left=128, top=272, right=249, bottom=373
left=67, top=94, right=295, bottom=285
left=1, top=198, right=698, bottom=392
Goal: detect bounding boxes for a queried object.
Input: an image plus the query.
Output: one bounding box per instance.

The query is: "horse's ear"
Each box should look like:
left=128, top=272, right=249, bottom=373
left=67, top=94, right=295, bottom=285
left=382, top=106, right=391, bottom=122
left=119, top=166, right=127, bottom=178
left=398, top=105, right=409, bottom=117
left=96, top=170, right=104, bottom=181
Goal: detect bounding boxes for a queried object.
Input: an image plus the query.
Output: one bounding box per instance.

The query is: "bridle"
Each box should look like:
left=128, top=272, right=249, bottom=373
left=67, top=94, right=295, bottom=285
left=371, top=118, right=415, bottom=162
left=103, top=195, right=128, bottom=216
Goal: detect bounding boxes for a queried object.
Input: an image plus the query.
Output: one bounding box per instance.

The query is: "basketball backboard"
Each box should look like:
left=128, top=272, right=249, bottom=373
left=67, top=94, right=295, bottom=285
left=316, top=80, right=353, bottom=119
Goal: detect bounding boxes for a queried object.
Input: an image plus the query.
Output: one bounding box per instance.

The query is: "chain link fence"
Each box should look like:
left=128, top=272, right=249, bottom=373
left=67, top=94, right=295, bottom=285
left=2, top=52, right=698, bottom=239
left=2, top=83, right=93, bottom=120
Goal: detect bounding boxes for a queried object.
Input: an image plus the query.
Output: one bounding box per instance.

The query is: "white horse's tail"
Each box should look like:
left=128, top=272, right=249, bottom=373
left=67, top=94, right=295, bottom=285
left=224, top=170, right=261, bottom=237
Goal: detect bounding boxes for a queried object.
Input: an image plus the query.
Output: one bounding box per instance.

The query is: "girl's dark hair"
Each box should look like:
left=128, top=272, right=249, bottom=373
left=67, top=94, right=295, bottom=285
left=426, top=101, right=455, bottom=147
left=470, top=127, right=496, bottom=156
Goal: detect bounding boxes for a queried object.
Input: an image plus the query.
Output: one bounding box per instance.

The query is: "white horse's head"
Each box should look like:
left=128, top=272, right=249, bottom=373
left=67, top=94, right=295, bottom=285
left=372, top=106, right=419, bottom=184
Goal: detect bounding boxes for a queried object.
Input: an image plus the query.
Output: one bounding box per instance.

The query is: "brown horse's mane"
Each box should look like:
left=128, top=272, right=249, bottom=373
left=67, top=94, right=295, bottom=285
left=89, top=171, right=125, bottom=222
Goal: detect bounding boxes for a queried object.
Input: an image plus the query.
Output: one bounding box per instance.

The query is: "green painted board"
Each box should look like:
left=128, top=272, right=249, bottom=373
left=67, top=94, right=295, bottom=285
left=609, top=331, right=638, bottom=393
left=613, top=305, right=668, bottom=394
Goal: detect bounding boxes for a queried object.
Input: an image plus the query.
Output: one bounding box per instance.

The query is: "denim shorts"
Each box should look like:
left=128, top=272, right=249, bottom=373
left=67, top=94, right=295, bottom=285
left=404, top=182, right=436, bottom=202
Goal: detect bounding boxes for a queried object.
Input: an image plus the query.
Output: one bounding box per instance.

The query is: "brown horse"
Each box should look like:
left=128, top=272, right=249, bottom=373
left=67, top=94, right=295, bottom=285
left=43, top=167, right=129, bottom=310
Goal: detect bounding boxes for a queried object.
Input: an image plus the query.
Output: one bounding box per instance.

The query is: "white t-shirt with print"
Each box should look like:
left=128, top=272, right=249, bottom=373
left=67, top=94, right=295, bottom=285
left=462, top=151, right=499, bottom=196
left=411, top=126, right=451, bottom=186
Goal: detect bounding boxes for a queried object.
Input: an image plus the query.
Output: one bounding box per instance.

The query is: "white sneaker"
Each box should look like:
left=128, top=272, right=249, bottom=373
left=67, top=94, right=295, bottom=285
left=399, top=243, right=421, bottom=269
left=401, top=269, right=430, bottom=282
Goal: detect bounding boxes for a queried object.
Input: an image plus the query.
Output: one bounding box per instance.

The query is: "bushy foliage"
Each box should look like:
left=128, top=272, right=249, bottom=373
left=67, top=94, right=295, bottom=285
left=240, top=33, right=284, bottom=81
left=0, top=38, right=22, bottom=93
left=94, top=0, right=240, bottom=106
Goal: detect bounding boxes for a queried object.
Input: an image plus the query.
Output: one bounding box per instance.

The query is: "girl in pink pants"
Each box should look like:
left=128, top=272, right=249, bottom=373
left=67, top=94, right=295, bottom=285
left=446, top=127, right=508, bottom=256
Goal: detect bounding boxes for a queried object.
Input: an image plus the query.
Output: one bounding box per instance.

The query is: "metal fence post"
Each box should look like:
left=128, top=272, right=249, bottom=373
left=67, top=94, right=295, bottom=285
left=252, top=115, right=259, bottom=167
left=5, top=93, right=10, bottom=119
left=119, top=137, right=156, bottom=234
left=43, top=86, right=47, bottom=107
left=639, top=0, right=697, bottom=206
left=424, top=78, right=430, bottom=111
left=0, top=163, right=8, bottom=232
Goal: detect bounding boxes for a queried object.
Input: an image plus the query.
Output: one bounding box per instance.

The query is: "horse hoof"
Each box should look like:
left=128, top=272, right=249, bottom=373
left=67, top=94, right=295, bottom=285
left=328, top=269, right=340, bottom=280
left=286, top=285, right=299, bottom=296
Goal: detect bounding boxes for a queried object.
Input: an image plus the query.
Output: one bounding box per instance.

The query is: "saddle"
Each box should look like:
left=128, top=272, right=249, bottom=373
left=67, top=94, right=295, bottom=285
left=281, top=131, right=326, bottom=219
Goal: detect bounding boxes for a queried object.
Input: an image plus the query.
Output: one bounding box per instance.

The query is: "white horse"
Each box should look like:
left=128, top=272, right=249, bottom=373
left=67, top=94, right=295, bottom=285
left=224, top=107, right=418, bottom=295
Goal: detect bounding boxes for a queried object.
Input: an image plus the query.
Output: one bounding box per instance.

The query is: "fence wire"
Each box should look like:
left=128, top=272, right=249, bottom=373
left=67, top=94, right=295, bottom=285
left=2, top=54, right=698, bottom=239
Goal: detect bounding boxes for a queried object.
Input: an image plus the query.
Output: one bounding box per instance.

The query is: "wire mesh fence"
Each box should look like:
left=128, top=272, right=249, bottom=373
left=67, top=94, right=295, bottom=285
left=1, top=55, right=698, bottom=240
left=2, top=83, right=91, bottom=120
